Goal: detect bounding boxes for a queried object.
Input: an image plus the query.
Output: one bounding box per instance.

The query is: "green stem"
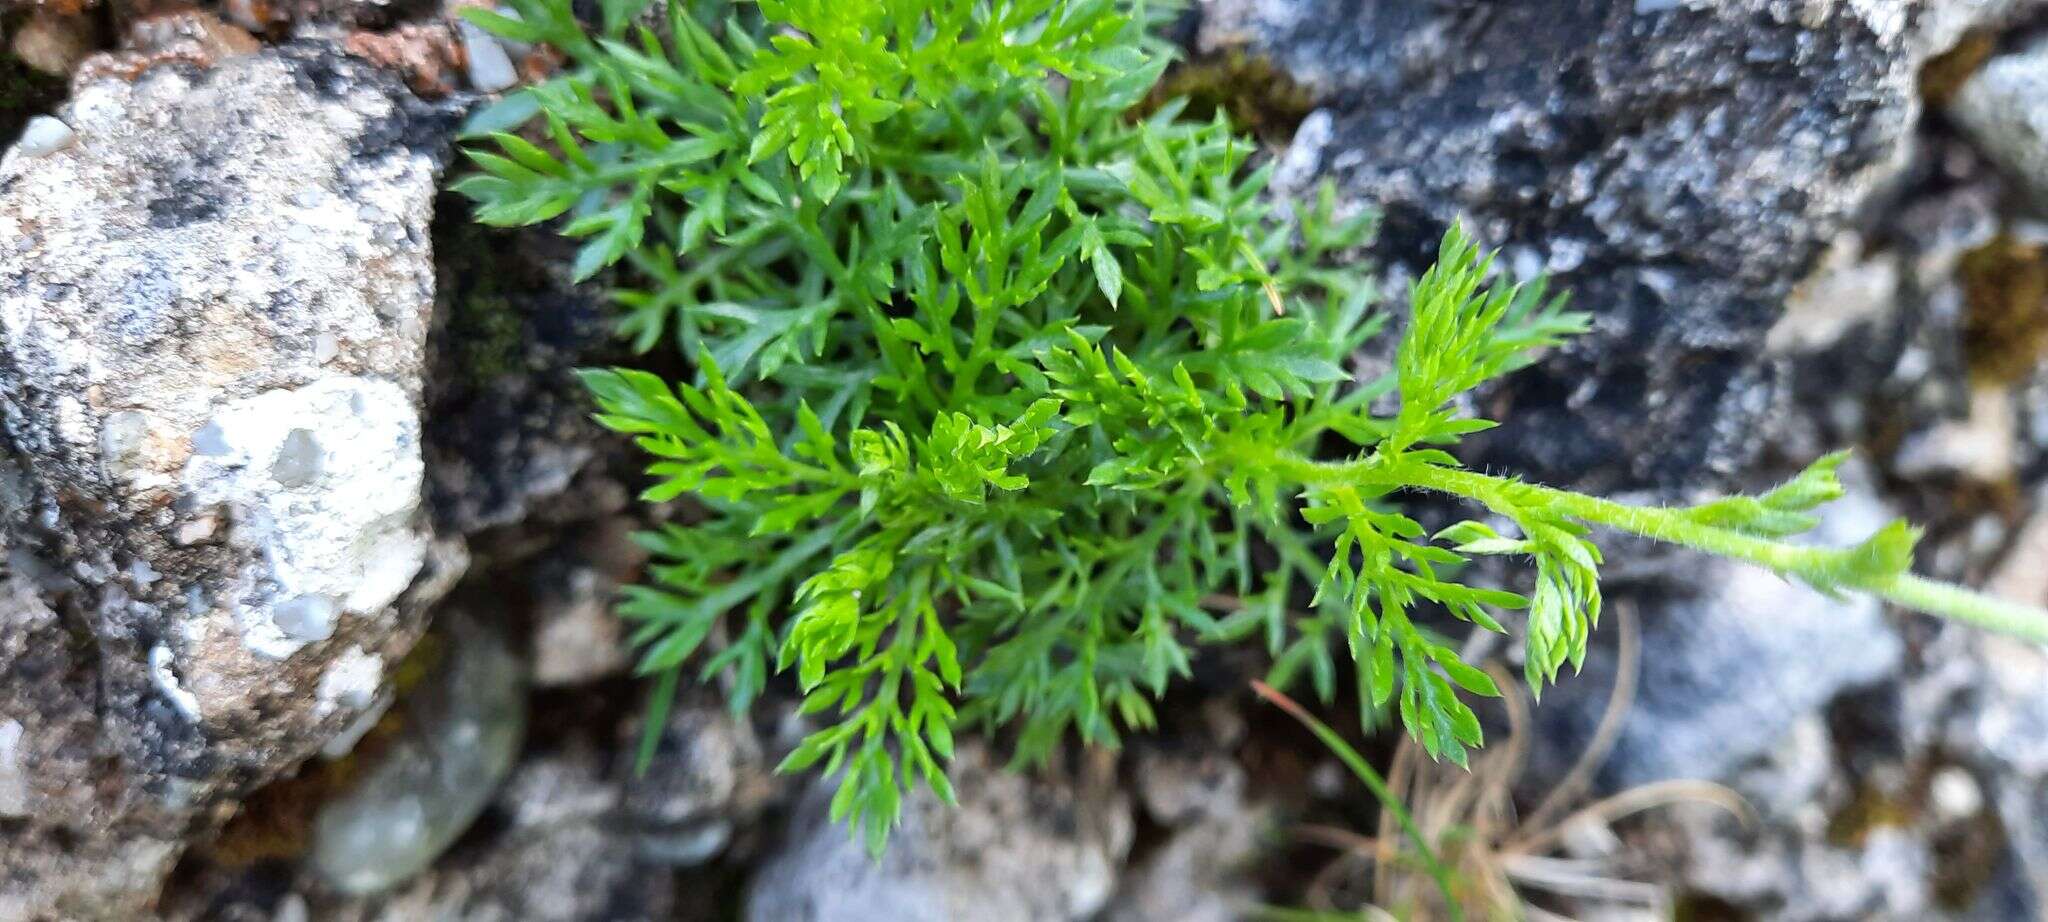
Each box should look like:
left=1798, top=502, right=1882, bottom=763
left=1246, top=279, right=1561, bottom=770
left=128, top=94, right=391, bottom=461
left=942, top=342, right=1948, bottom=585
left=1257, top=449, right=2048, bottom=645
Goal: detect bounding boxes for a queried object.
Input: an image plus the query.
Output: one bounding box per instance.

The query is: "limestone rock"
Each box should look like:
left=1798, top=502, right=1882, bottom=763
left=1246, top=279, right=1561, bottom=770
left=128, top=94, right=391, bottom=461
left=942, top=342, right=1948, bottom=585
left=0, top=42, right=460, bottom=918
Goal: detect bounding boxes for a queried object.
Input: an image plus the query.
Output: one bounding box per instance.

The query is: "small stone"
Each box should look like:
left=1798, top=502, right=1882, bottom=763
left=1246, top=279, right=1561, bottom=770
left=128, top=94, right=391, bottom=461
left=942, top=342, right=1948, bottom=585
left=636, top=822, right=732, bottom=866
left=272, top=594, right=336, bottom=643
left=273, top=893, right=310, bottom=922
left=1950, top=37, right=2048, bottom=211
left=458, top=20, right=519, bottom=93
left=311, top=617, right=526, bottom=895
left=1929, top=767, right=1983, bottom=821
left=174, top=513, right=220, bottom=545
left=0, top=719, right=27, bottom=817
left=270, top=428, right=324, bottom=487
left=531, top=567, right=626, bottom=686
left=316, top=645, right=384, bottom=719
left=746, top=744, right=1131, bottom=922
left=14, top=116, right=77, bottom=160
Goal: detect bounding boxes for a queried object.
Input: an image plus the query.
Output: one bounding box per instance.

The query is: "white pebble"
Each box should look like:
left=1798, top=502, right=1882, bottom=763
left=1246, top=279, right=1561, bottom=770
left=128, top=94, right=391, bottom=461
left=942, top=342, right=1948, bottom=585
left=14, top=116, right=75, bottom=159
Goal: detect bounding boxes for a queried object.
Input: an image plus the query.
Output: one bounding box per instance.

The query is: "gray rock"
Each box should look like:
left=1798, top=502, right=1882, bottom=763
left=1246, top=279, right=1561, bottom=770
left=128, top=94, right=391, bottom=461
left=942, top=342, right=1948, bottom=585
left=0, top=43, right=460, bottom=918
left=530, top=564, right=628, bottom=686
left=1206, top=0, right=2037, bottom=491
left=620, top=695, right=772, bottom=866
left=458, top=20, right=519, bottom=94
left=746, top=744, right=1133, bottom=922
left=0, top=564, right=185, bottom=920
left=1103, top=749, right=1268, bottom=922
left=311, top=615, right=527, bottom=896
left=1949, top=36, right=2048, bottom=212
left=307, top=721, right=678, bottom=922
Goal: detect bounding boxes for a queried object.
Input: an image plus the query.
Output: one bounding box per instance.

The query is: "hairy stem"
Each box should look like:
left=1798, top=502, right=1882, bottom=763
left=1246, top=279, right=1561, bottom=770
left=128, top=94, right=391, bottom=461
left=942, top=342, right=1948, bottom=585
left=1261, top=449, right=2048, bottom=645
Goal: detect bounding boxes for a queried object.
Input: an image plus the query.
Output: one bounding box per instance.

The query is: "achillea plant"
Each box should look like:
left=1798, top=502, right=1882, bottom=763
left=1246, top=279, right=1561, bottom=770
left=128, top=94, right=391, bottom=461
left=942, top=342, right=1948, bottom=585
left=455, top=0, right=2048, bottom=854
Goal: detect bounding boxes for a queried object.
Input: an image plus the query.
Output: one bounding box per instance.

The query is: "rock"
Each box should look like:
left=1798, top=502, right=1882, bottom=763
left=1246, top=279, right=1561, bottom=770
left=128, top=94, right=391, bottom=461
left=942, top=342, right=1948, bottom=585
left=295, top=742, right=669, bottom=922
left=526, top=516, right=643, bottom=686
left=529, top=565, right=626, bottom=685
left=456, top=19, right=517, bottom=93
left=1891, top=379, right=2019, bottom=483
left=1211, top=0, right=2041, bottom=491
left=310, top=615, right=527, bottom=896
left=1949, top=36, right=2048, bottom=213
left=0, top=562, right=185, bottom=921
left=0, top=43, right=460, bottom=917
left=73, top=9, right=260, bottom=86
left=1103, top=749, right=1268, bottom=922
left=745, top=745, right=1133, bottom=922
left=343, top=23, right=464, bottom=98
left=620, top=694, right=778, bottom=866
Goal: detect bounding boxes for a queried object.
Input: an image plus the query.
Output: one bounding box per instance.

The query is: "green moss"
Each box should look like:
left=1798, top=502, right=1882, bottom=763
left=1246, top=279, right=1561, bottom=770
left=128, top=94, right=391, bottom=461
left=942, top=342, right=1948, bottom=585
left=449, top=292, right=527, bottom=384
left=1139, top=51, right=1317, bottom=142
left=1921, top=31, right=1997, bottom=106
left=1959, top=232, right=2048, bottom=385
left=434, top=219, right=533, bottom=386
left=1825, top=780, right=1915, bottom=846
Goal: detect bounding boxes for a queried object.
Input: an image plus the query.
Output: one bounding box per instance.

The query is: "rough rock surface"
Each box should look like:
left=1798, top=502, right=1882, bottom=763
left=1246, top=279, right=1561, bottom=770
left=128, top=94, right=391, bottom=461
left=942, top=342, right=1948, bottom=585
left=0, top=42, right=458, bottom=918
left=746, top=745, right=1135, bottom=922
left=1103, top=747, right=1268, bottom=922
left=1224, top=0, right=2037, bottom=491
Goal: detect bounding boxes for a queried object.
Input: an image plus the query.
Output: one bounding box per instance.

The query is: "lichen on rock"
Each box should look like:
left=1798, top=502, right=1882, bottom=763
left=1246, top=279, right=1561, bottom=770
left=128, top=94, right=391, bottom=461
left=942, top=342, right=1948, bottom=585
left=0, top=40, right=462, bottom=919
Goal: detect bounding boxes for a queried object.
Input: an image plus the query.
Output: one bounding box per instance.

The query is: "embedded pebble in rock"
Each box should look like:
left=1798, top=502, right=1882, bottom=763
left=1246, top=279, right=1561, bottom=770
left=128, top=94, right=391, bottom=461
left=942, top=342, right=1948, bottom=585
left=0, top=719, right=25, bottom=817
left=271, top=428, right=325, bottom=487
left=0, top=43, right=459, bottom=919
left=311, top=617, right=527, bottom=896
left=9, top=116, right=75, bottom=159
left=458, top=19, right=518, bottom=93
left=183, top=376, right=427, bottom=660
left=316, top=645, right=384, bottom=717
left=746, top=744, right=1132, bottom=922
left=272, top=594, right=337, bottom=643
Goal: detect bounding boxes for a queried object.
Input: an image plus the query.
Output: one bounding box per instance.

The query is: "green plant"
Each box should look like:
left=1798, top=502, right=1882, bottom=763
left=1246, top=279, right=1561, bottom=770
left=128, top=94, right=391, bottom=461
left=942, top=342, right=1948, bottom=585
left=454, top=0, right=2048, bottom=855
